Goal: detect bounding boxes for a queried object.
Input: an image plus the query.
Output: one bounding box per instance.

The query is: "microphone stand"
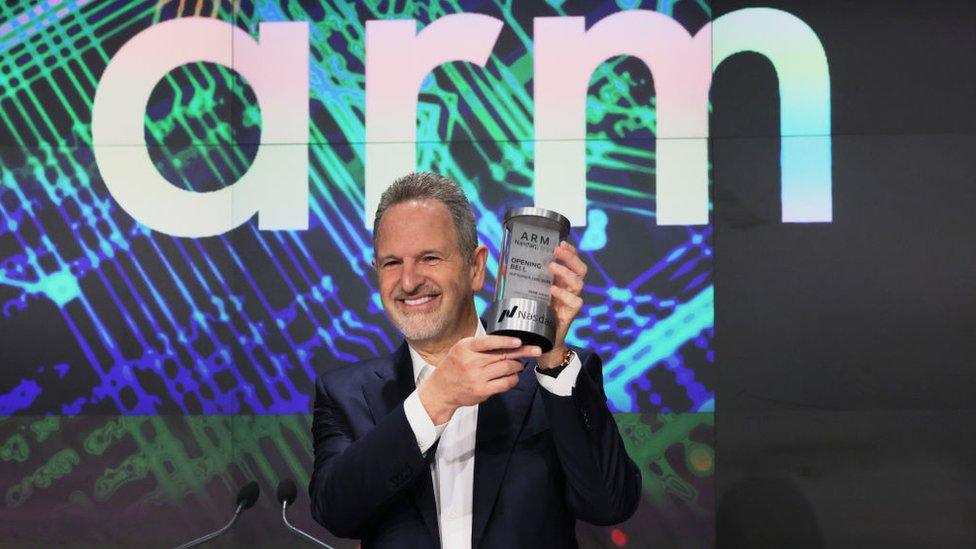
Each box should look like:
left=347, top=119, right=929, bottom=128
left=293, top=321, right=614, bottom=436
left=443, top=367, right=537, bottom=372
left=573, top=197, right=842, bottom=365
left=281, top=501, right=334, bottom=548
left=173, top=501, right=244, bottom=549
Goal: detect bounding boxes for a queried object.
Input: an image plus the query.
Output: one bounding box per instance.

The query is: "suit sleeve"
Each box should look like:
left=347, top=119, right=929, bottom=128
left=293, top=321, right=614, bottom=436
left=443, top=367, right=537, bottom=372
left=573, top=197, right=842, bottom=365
left=539, top=350, right=642, bottom=525
left=308, top=374, right=428, bottom=538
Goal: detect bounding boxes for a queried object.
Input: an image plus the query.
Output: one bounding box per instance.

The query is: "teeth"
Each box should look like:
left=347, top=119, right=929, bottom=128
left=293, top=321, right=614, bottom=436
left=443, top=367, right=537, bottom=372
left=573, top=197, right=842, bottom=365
left=403, top=295, right=435, bottom=306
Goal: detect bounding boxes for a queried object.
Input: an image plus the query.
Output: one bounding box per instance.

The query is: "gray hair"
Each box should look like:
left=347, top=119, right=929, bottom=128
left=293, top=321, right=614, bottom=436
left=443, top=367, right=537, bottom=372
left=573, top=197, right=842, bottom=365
left=373, top=172, right=478, bottom=260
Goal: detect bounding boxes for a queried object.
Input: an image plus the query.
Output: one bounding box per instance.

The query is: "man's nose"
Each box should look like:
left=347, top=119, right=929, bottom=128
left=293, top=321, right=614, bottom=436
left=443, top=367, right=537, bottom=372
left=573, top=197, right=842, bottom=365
left=401, top=260, right=425, bottom=293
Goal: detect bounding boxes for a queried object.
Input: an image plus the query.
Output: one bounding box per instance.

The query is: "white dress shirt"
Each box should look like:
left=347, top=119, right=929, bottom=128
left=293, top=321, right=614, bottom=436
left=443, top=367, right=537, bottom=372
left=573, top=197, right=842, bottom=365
left=402, top=323, right=583, bottom=548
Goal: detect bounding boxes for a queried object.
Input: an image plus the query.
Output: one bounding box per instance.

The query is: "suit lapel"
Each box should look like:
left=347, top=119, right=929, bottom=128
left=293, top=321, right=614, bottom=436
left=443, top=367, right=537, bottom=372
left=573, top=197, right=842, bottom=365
left=362, top=343, right=414, bottom=423
left=361, top=343, right=441, bottom=546
left=471, top=364, right=539, bottom=548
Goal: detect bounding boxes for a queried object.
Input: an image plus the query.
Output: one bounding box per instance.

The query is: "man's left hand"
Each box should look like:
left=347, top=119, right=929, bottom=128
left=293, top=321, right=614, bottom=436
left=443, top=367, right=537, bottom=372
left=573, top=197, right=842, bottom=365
left=538, top=241, right=588, bottom=370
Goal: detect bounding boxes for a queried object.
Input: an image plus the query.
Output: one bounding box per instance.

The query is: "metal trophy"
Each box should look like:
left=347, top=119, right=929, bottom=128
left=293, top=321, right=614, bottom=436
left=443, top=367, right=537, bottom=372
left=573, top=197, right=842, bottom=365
left=486, top=207, right=571, bottom=352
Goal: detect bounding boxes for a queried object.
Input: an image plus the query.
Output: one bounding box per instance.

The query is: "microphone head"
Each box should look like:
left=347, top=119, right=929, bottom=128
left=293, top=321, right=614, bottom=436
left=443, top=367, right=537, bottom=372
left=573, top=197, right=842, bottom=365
left=236, top=481, right=260, bottom=510
left=276, top=479, right=298, bottom=506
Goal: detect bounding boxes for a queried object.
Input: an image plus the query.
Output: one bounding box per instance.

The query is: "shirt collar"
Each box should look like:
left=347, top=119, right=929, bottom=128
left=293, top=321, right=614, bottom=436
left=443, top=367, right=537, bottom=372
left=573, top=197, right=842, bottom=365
left=408, top=319, right=486, bottom=382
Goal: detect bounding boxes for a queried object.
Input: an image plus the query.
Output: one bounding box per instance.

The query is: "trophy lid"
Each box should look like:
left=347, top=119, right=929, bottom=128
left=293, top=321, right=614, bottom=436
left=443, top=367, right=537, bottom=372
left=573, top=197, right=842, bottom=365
left=503, top=207, right=571, bottom=237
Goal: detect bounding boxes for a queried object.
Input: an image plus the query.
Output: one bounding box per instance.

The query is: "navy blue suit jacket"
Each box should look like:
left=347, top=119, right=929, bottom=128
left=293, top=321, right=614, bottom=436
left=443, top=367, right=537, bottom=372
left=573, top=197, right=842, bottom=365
left=309, top=343, right=641, bottom=548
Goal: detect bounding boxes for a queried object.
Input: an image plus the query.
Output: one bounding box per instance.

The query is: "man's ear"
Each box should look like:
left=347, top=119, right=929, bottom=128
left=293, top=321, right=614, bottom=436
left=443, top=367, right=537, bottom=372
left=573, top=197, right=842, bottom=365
left=469, top=244, right=489, bottom=292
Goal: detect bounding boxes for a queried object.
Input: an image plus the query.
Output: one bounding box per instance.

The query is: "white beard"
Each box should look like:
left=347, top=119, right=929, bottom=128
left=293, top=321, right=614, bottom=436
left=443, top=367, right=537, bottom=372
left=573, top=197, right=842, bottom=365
left=391, top=308, right=451, bottom=342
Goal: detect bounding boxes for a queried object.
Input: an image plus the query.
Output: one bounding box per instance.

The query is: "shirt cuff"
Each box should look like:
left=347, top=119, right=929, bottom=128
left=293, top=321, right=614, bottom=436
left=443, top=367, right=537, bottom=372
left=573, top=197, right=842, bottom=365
left=404, top=389, right=447, bottom=454
left=535, top=352, right=583, bottom=397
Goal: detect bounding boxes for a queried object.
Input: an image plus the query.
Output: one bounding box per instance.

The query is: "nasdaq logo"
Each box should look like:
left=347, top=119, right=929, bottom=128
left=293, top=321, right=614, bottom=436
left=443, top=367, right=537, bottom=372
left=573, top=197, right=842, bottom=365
left=497, top=305, right=554, bottom=328
left=498, top=306, right=520, bottom=323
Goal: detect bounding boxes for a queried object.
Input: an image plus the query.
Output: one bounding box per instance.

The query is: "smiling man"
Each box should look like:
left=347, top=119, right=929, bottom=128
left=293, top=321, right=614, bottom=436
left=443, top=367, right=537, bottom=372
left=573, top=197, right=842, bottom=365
left=309, top=172, right=640, bottom=548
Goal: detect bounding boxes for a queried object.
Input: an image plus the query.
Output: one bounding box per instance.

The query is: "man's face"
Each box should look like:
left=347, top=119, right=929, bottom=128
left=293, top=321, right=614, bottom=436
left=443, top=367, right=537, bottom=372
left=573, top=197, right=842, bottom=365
left=373, top=199, right=485, bottom=344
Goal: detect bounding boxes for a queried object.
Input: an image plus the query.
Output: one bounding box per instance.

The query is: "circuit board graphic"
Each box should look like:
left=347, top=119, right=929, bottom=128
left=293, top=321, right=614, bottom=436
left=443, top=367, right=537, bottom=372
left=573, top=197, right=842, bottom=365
left=1, top=1, right=715, bottom=546
left=0, top=412, right=714, bottom=547
left=0, top=0, right=714, bottom=416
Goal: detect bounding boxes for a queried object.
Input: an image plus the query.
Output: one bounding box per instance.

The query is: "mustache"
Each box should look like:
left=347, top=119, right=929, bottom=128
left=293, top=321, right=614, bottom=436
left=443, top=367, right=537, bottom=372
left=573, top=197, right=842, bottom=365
left=393, top=285, right=441, bottom=300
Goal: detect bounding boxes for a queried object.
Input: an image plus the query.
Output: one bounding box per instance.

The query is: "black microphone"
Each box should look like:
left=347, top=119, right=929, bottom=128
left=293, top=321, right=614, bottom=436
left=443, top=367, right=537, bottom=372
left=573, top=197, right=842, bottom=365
left=277, top=479, right=298, bottom=507
left=173, top=481, right=260, bottom=549
left=276, top=479, right=334, bottom=548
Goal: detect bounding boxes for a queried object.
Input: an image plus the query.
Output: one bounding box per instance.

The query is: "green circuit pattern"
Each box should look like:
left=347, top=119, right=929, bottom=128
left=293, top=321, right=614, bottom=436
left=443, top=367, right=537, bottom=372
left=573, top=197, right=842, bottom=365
left=0, top=412, right=714, bottom=546
left=1, top=0, right=717, bottom=545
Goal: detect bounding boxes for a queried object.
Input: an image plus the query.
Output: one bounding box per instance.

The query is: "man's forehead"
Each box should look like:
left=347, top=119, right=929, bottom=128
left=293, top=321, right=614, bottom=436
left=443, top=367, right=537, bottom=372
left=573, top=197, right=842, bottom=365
left=385, top=198, right=450, bottom=218
left=374, top=199, right=458, bottom=253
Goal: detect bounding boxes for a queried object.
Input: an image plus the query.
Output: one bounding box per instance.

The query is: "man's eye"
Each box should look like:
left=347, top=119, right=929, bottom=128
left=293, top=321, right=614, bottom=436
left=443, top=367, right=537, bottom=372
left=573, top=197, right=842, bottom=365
left=382, top=260, right=400, bottom=269
left=423, top=256, right=441, bottom=264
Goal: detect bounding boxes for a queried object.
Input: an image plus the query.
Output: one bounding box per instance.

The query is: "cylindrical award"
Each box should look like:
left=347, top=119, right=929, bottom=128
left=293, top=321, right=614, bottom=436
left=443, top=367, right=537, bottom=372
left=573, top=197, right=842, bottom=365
left=485, top=207, right=571, bottom=352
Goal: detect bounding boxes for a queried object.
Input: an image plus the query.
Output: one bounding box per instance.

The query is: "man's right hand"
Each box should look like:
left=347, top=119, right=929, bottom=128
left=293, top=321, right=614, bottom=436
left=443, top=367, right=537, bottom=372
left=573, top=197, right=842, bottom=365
left=417, top=336, right=542, bottom=425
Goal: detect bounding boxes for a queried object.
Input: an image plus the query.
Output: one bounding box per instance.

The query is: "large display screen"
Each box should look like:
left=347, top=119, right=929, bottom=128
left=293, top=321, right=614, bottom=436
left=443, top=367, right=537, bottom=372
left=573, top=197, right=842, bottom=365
left=0, top=0, right=857, bottom=545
